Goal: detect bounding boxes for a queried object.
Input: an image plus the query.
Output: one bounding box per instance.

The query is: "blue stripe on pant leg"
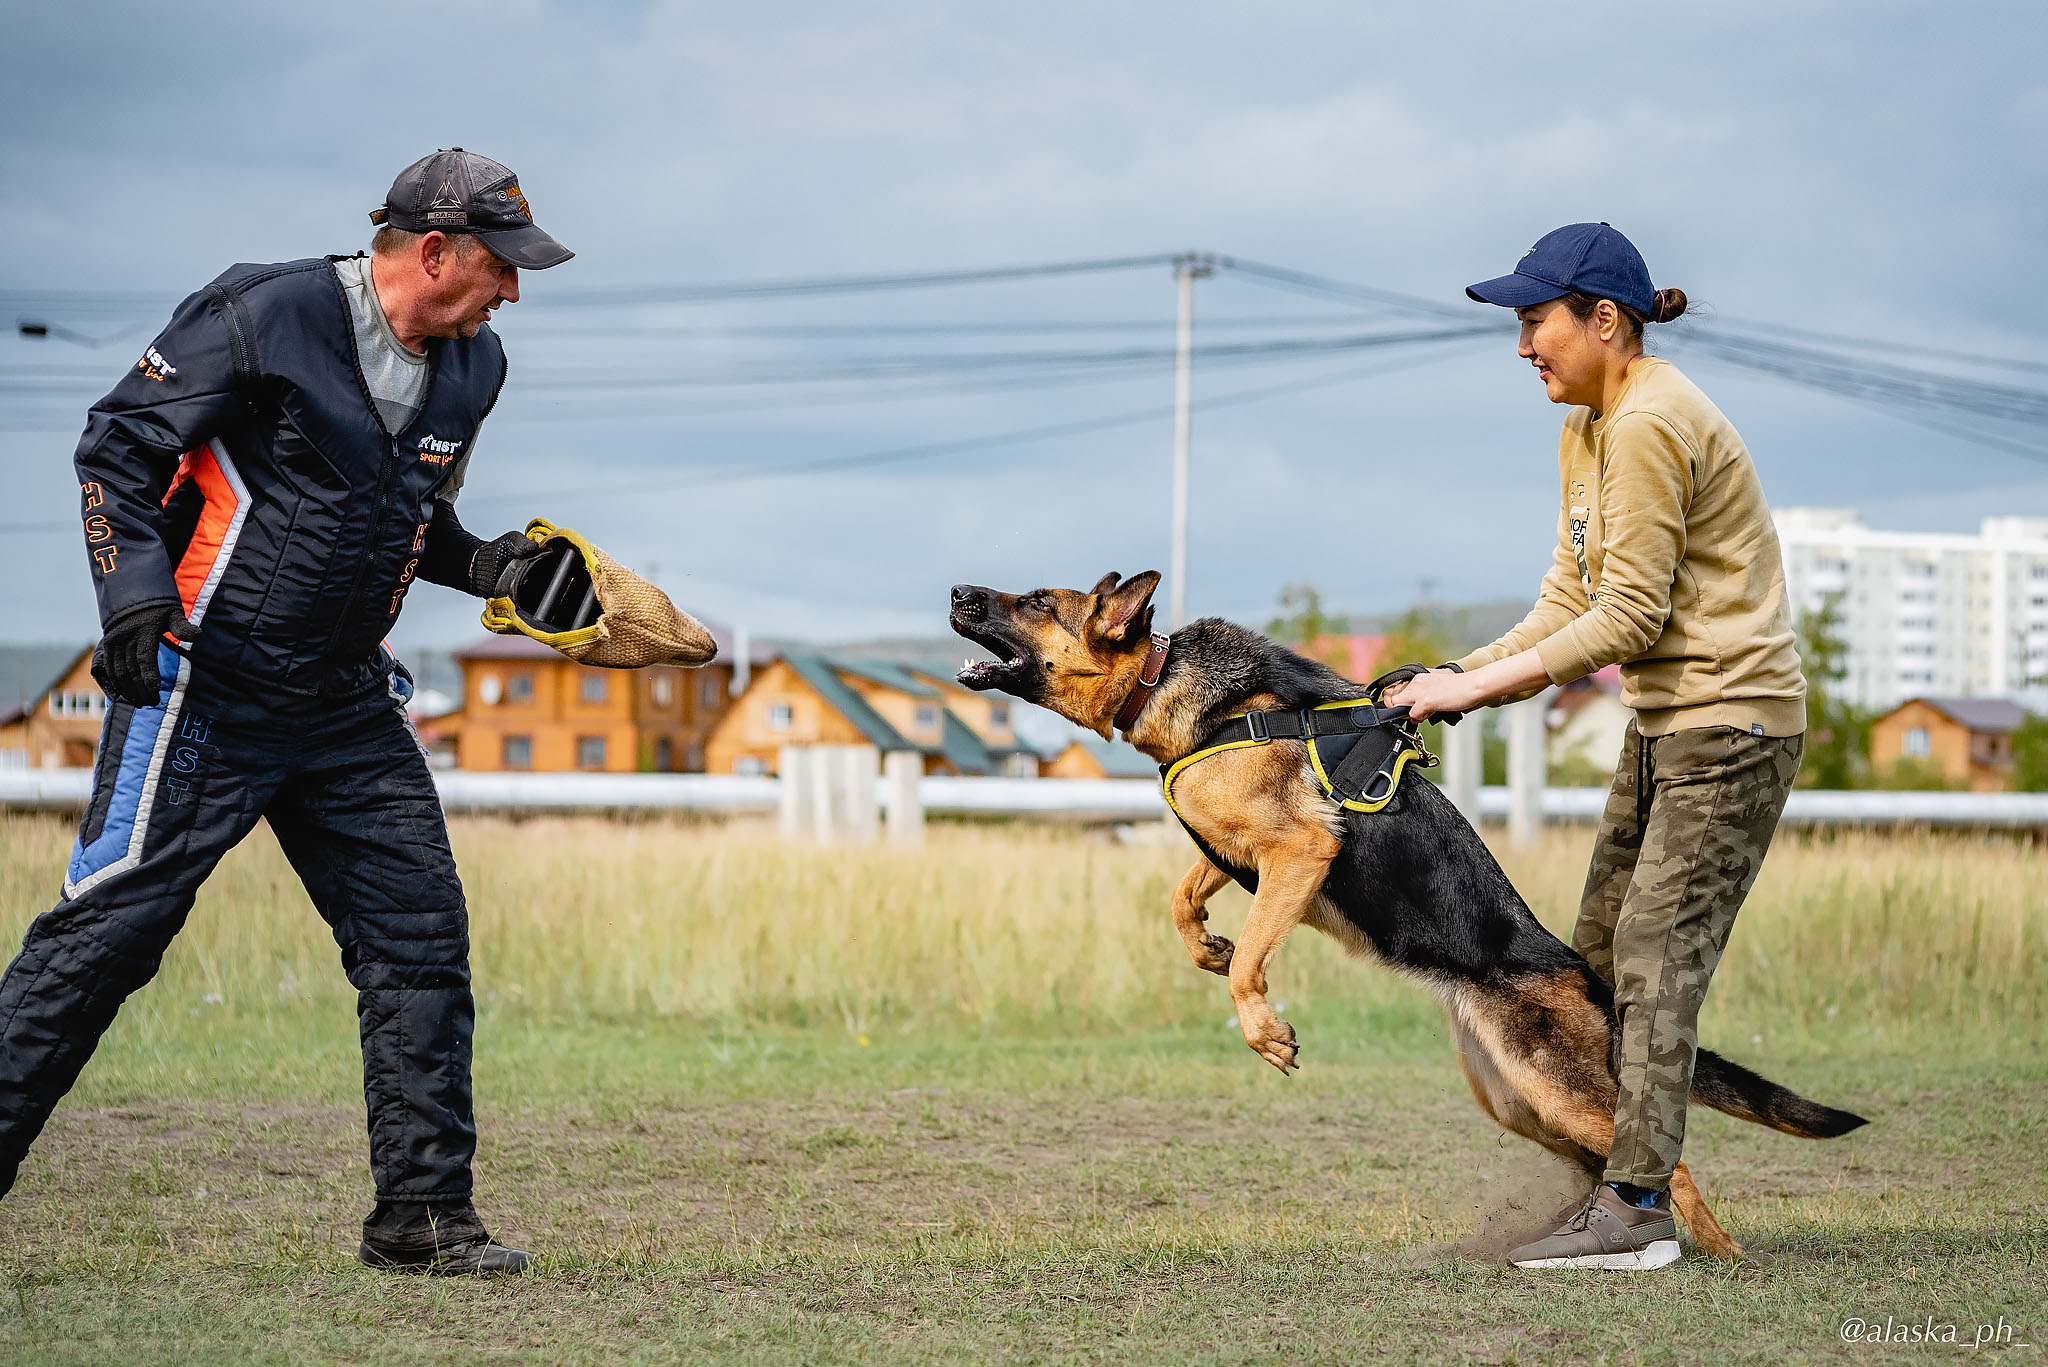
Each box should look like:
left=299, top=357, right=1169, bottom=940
left=65, top=644, right=188, bottom=897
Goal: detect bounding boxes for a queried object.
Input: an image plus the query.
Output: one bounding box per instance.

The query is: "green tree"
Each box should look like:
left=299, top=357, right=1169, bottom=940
left=1267, top=582, right=1334, bottom=645
left=1266, top=583, right=1349, bottom=670
left=1876, top=755, right=1958, bottom=791
left=1482, top=722, right=1508, bottom=786
left=1371, top=605, right=1453, bottom=678
left=2013, top=713, right=2048, bottom=792
left=1795, top=592, right=1871, bottom=789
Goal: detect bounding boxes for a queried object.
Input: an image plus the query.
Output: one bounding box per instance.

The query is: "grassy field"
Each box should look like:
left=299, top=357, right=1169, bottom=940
left=0, top=814, right=2041, bottom=1364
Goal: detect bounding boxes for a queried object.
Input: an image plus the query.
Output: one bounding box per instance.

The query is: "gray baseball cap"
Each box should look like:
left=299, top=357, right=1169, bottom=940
left=370, top=149, right=574, bottom=270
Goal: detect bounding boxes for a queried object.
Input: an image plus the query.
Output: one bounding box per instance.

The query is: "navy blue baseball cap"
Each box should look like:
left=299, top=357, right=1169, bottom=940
left=1466, top=223, right=1654, bottom=318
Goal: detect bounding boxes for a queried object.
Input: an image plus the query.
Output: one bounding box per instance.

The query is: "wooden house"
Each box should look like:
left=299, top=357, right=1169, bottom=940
left=440, top=624, right=767, bottom=772
left=704, top=654, right=1036, bottom=777
left=1041, top=736, right=1158, bottom=780
left=1869, top=697, right=2029, bottom=792
left=1546, top=666, right=1632, bottom=785
left=0, top=645, right=103, bottom=770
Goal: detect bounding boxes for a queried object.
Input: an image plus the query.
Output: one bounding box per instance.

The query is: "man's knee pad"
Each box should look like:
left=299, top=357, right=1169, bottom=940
left=341, top=904, right=470, bottom=992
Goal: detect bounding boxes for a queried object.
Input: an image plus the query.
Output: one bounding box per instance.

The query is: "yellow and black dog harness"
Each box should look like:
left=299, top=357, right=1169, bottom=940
left=1161, top=665, right=1442, bottom=824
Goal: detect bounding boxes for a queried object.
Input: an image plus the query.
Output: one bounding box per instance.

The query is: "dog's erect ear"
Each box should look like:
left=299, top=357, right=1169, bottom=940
left=1093, top=569, right=1161, bottom=643
left=1089, top=571, right=1123, bottom=596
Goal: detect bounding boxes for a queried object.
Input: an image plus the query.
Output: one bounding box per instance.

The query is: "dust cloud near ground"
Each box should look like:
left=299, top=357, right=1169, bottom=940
left=1395, top=1147, right=1597, bottom=1264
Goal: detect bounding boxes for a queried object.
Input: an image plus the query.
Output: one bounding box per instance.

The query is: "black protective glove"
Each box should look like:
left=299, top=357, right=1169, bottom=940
left=470, top=530, right=547, bottom=599
left=91, top=600, right=189, bottom=707
left=416, top=500, right=547, bottom=600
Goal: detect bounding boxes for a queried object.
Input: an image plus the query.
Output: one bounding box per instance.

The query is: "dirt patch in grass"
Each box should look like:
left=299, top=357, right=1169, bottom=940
left=4, top=1044, right=2040, bottom=1364
left=18, top=1084, right=1472, bottom=1255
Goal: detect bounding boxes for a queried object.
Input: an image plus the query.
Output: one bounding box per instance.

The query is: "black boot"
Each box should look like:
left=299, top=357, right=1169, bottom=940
left=357, top=1200, right=533, bottom=1276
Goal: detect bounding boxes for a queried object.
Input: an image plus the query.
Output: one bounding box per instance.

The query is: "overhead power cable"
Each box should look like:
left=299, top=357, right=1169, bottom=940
left=0, top=340, right=1491, bottom=533
left=1677, top=333, right=2048, bottom=427
left=1219, top=257, right=1477, bottom=322
left=480, top=313, right=1375, bottom=340
left=0, top=253, right=1184, bottom=320
left=1707, top=316, right=2048, bottom=377
left=8, top=249, right=2045, bottom=459
left=0, top=324, right=1496, bottom=400
left=502, top=325, right=1497, bottom=394
left=1214, top=256, right=2048, bottom=460
left=526, top=253, right=1183, bottom=308
left=463, top=344, right=1491, bottom=507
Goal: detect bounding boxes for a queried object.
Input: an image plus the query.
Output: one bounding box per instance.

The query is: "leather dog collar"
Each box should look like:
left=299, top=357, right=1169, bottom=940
left=1113, top=633, right=1172, bottom=734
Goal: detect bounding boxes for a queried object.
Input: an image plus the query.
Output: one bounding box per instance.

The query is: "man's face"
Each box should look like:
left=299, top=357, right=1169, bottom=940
left=425, top=236, right=520, bottom=340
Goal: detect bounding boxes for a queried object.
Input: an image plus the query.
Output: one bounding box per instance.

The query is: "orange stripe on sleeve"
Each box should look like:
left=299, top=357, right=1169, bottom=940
left=171, top=446, right=241, bottom=617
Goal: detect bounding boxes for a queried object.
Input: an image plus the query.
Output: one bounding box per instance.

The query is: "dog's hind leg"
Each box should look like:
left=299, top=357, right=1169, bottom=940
left=1668, top=1162, right=1743, bottom=1261
left=1475, top=987, right=1749, bottom=1261
left=1451, top=1015, right=1604, bottom=1172
left=1171, top=856, right=1237, bottom=976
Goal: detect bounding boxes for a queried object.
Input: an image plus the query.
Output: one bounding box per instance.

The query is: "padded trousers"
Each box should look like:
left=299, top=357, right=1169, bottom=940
left=0, top=645, right=478, bottom=1211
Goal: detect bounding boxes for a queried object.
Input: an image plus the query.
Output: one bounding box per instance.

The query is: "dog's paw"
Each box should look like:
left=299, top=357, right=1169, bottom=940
left=1191, top=933, right=1235, bottom=976
left=1240, top=1009, right=1299, bottom=1074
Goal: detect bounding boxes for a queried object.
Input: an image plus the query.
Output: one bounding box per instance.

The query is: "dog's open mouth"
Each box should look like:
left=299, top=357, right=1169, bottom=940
left=949, top=611, right=1029, bottom=691
left=956, top=652, right=1021, bottom=689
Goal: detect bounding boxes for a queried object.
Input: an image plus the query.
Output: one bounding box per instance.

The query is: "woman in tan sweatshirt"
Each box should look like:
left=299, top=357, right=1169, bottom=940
left=1390, top=223, right=1805, bottom=1271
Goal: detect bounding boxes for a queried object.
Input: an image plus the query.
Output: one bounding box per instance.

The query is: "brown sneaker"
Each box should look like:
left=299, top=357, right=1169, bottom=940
left=1508, top=1184, right=1681, bottom=1270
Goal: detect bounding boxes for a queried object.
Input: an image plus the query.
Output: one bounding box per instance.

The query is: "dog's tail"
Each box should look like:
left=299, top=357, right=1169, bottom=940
left=1690, top=1047, right=1868, bottom=1139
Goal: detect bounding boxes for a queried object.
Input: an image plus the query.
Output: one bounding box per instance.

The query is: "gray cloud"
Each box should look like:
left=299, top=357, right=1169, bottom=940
left=3, top=0, right=2043, bottom=653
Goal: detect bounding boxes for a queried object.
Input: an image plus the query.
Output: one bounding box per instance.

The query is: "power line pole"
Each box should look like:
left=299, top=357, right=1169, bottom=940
left=1169, top=252, right=1215, bottom=630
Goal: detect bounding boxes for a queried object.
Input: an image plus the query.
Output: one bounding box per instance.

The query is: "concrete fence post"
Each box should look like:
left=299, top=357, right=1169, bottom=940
left=838, top=744, right=880, bottom=846
left=883, top=750, right=924, bottom=849
left=1506, top=687, right=1555, bottom=848
left=1439, top=712, right=1482, bottom=827
left=809, top=744, right=841, bottom=843
left=778, top=745, right=813, bottom=841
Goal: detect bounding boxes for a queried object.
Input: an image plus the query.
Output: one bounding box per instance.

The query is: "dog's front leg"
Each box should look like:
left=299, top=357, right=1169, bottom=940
left=1231, top=848, right=1336, bottom=1074
left=1171, top=857, right=1236, bottom=975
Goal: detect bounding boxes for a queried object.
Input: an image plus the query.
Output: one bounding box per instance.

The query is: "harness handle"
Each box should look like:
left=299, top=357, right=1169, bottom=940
left=1363, top=661, right=1466, bottom=727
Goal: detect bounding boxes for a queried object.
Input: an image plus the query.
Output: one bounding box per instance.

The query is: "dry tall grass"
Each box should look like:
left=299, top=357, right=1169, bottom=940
left=0, top=814, right=2039, bottom=1037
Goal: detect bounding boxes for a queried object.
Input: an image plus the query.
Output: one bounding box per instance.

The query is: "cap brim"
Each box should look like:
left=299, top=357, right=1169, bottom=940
left=476, top=223, right=575, bottom=270
left=1465, top=273, right=1568, bottom=308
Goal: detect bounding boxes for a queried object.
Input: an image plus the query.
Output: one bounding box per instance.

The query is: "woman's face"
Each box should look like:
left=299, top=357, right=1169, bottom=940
left=1515, top=299, right=1611, bottom=407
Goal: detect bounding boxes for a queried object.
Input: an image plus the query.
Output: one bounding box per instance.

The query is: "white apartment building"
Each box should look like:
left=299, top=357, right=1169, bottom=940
left=1774, top=508, right=2048, bottom=712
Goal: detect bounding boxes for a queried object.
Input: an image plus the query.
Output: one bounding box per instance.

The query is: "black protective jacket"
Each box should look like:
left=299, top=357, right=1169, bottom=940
left=74, top=257, right=506, bottom=698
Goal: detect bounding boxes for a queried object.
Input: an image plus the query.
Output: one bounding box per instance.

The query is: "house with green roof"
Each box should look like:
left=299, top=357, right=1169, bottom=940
left=704, top=652, right=1036, bottom=777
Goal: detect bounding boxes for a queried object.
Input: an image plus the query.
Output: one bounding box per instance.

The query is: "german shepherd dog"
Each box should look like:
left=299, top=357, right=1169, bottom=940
left=949, top=570, right=1866, bottom=1261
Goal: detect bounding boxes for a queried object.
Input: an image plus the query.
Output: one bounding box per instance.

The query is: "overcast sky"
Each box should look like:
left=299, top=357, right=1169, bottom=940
left=4, top=0, right=2044, bottom=655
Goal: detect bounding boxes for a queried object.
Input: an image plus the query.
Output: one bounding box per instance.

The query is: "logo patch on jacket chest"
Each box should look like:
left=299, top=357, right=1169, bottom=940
left=416, top=433, right=463, bottom=465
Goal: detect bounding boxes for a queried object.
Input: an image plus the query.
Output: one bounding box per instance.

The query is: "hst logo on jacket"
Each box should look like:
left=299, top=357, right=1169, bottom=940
left=137, top=344, right=177, bottom=382
left=416, top=434, right=463, bottom=466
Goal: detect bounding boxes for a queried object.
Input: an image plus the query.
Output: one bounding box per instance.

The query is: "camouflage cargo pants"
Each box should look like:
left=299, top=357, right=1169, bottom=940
left=1573, top=721, right=1803, bottom=1188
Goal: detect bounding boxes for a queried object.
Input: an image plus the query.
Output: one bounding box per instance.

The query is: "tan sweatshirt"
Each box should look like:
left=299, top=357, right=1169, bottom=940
left=1456, top=357, right=1805, bottom=737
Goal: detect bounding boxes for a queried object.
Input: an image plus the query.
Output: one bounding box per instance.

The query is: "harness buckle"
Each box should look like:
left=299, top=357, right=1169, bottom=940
left=1245, top=710, right=1270, bottom=743
left=1399, top=716, right=1440, bottom=769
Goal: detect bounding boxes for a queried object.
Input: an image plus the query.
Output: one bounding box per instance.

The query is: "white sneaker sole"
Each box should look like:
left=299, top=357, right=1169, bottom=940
left=1513, top=1238, right=1682, bottom=1271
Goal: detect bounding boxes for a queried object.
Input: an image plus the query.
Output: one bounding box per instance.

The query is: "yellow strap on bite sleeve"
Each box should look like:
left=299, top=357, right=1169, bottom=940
left=480, top=518, right=718, bottom=669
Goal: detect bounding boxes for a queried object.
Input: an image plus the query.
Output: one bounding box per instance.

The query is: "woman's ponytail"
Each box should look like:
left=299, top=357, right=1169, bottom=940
left=1649, top=288, right=1688, bottom=325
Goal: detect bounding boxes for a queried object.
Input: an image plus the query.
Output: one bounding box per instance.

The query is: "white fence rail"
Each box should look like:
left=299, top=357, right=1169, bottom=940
left=4, top=767, right=2048, bottom=828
